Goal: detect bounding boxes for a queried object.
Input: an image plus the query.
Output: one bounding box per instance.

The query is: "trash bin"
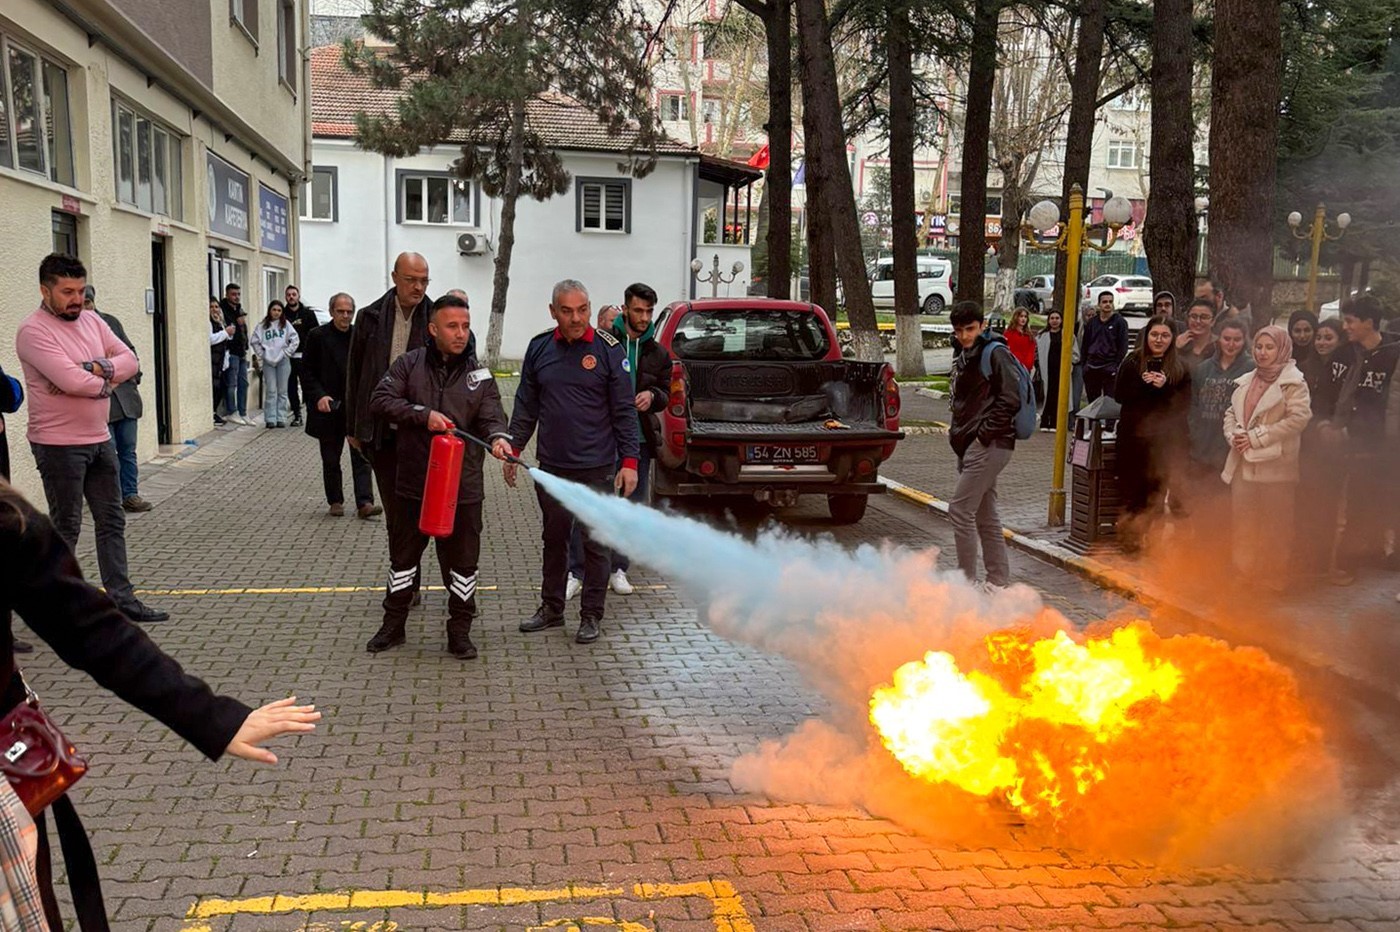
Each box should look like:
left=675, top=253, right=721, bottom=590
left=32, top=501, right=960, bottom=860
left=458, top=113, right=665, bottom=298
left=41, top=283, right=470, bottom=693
left=1066, top=394, right=1122, bottom=554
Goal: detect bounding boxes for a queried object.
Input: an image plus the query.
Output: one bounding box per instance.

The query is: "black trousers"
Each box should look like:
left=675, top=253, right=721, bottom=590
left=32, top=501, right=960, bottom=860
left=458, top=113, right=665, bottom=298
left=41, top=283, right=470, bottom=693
left=319, top=436, right=374, bottom=506
left=383, top=497, right=482, bottom=627
left=369, top=437, right=405, bottom=538
left=535, top=465, right=614, bottom=619
left=1083, top=366, right=1117, bottom=403
left=288, top=357, right=302, bottom=417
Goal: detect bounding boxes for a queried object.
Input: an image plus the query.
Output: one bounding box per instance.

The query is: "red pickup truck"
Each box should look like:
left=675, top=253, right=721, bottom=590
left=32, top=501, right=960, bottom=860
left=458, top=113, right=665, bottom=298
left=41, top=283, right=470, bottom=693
left=648, top=298, right=903, bottom=524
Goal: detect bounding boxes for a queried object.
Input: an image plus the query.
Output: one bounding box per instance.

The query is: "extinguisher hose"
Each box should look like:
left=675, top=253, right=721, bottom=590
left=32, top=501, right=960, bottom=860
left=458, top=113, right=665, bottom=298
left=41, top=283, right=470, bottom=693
left=450, top=428, right=528, bottom=466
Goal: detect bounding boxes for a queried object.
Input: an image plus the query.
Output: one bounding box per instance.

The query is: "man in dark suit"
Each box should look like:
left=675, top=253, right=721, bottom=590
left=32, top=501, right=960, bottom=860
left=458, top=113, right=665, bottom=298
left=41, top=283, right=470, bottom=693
left=302, top=293, right=380, bottom=519
left=87, top=286, right=151, bottom=513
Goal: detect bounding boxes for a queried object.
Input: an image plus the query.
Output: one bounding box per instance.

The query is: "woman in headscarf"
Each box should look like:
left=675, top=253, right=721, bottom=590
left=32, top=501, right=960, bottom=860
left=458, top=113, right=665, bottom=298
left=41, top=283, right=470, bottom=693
left=1288, top=309, right=1319, bottom=371
left=1222, top=325, right=1313, bottom=580
left=1036, top=310, right=1065, bottom=430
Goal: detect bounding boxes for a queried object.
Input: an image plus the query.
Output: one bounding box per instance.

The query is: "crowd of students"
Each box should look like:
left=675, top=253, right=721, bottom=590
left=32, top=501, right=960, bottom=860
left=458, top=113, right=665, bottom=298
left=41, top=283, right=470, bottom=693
left=1011, top=287, right=1399, bottom=594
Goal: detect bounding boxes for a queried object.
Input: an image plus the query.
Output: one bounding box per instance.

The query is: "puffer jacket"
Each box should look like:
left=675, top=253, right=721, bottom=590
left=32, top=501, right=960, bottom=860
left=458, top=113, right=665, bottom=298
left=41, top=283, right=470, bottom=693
left=1221, top=363, right=1313, bottom=484
left=369, top=343, right=510, bottom=503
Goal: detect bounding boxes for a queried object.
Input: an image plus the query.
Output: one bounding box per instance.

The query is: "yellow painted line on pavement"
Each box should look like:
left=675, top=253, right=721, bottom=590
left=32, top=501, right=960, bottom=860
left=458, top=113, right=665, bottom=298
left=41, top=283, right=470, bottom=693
left=182, top=880, right=752, bottom=931
left=137, top=584, right=670, bottom=596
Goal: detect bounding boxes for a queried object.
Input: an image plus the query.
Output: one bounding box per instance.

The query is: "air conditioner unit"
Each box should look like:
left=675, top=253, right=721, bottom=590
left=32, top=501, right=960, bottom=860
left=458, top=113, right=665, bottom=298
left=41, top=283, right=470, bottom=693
left=456, top=232, right=485, bottom=255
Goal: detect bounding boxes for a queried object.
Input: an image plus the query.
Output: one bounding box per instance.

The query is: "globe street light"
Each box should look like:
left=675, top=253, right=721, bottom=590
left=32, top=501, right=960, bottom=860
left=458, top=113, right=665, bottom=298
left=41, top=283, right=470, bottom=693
left=1288, top=204, right=1351, bottom=313
left=692, top=254, right=745, bottom=298
left=1018, top=183, right=1134, bottom=527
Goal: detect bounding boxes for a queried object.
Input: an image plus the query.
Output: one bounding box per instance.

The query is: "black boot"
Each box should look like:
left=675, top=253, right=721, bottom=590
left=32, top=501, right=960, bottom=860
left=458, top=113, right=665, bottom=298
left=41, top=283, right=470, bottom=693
left=366, top=621, right=406, bottom=653
left=519, top=605, right=564, bottom=632
left=446, top=616, right=477, bottom=659
left=575, top=615, right=601, bottom=644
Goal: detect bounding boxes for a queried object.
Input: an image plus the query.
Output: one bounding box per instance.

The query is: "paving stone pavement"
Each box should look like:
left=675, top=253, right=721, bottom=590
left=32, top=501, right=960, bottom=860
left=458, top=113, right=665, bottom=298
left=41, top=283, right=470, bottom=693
left=18, top=396, right=1400, bottom=931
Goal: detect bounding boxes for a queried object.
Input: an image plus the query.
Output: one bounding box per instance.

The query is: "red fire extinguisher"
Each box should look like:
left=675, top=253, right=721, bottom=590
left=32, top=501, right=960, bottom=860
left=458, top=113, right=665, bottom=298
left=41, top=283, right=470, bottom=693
left=419, top=428, right=465, bottom=537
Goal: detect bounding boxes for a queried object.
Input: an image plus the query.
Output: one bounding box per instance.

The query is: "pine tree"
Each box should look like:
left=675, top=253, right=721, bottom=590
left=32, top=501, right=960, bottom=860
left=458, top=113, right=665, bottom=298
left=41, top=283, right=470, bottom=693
left=346, top=0, right=663, bottom=367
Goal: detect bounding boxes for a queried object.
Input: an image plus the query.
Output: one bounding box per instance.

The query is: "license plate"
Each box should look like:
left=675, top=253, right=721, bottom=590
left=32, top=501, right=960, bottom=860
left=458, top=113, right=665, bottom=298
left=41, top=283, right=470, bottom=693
left=746, top=444, right=821, bottom=464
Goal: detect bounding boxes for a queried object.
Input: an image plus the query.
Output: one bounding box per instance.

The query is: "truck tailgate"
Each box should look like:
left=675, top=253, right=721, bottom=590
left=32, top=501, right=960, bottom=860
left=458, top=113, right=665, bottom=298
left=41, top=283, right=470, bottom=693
left=690, top=420, right=904, bottom=444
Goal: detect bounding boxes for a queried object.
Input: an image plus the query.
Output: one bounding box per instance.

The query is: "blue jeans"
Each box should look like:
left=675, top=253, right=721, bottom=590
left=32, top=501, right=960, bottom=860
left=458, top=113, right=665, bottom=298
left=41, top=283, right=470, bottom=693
left=224, top=356, right=249, bottom=416
left=109, top=417, right=139, bottom=498
left=262, top=357, right=291, bottom=425
left=568, top=446, right=651, bottom=577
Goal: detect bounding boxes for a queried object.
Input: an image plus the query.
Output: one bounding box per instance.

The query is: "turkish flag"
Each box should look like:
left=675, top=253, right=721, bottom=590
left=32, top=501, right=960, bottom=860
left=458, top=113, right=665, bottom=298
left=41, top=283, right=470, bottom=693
left=747, top=144, right=770, bottom=170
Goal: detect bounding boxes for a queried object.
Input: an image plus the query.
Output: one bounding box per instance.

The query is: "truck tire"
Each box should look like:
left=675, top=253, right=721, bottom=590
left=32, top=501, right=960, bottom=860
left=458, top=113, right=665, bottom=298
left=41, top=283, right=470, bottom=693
left=827, top=494, right=868, bottom=524
left=923, top=294, right=946, bottom=315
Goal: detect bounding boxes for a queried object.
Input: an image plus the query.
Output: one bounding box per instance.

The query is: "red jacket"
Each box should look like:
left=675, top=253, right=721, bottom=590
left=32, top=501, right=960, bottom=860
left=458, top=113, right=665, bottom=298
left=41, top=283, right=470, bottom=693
left=1005, top=328, right=1037, bottom=371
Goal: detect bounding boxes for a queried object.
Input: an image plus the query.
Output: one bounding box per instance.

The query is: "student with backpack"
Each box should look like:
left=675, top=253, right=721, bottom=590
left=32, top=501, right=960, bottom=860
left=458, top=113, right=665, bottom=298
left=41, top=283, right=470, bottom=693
left=947, top=300, right=1027, bottom=591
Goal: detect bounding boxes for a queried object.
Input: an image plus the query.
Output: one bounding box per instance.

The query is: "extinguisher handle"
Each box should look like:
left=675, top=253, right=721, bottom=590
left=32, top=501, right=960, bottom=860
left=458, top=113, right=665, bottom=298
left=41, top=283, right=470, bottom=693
left=452, top=428, right=526, bottom=466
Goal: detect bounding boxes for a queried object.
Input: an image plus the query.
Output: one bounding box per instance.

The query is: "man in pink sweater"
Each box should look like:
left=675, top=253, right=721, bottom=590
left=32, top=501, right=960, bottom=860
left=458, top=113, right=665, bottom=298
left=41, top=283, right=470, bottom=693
left=14, top=254, right=169, bottom=622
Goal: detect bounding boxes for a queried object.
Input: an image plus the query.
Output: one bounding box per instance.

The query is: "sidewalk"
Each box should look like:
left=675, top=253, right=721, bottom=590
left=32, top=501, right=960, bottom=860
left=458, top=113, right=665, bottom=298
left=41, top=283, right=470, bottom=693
left=883, top=387, right=1400, bottom=696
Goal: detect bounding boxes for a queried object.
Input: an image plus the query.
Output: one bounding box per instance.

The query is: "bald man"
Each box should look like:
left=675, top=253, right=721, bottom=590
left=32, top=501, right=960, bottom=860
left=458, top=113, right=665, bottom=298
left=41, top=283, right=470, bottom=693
left=345, top=252, right=434, bottom=538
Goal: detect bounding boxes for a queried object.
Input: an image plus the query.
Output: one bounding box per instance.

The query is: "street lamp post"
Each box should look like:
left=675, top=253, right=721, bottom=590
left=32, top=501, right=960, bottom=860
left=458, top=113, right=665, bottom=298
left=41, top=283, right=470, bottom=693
left=1020, top=183, right=1134, bottom=527
left=1288, top=204, right=1351, bottom=313
left=1194, top=196, right=1209, bottom=275
left=691, top=255, right=746, bottom=299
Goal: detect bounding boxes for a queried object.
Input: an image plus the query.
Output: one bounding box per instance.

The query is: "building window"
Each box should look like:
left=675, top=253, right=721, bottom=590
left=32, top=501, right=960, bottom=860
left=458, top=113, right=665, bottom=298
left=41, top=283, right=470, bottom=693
left=208, top=248, right=247, bottom=300
left=231, top=0, right=259, bottom=43
left=1107, top=139, right=1143, bottom=169
left=300, top=166, right=336, bottom=221
left=701, top=99, right=720, bottom=125
left=263, top=265, right=287, bottom=311
left=0, top=37, right=75, bottom=186
left=277, top=0, right=297, bottom=92
left=947, top=194, right=1002, bottom=216
left=660, top=93, right=690, bottom=122
left=112, top=99, right=184, bottom=219
left=577, top=178, right=631, bottom=233
left=397, top=172, right=476, bottom=225
left=51, top=210, right=78, bottom=257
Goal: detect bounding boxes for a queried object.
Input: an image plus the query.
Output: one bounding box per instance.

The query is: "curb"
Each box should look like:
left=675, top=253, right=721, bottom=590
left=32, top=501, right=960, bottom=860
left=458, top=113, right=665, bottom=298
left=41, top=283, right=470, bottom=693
left=877, top=474, right=1380, bottom=691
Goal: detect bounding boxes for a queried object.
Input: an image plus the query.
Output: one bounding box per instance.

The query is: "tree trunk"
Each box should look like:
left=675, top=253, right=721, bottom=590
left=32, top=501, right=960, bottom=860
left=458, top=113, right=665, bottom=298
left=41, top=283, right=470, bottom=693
left=1209, top=0, right=1283, bottom=329
left=1143, top=0, right=1195, bottom=313
left=795, top=0, right=881, bottom=360
left=955, top=0, right=999, bottom=307
left=1053, top=0, right=1105, bottom=316
left=1358, top=257, right=1373, bottom=293
left=1338, top=256, right=1355, bottom=303
left=992, top=156, right=1026, bottom=317
left=888, top=1, right=925, bottom=377
left=765, top=0, right=792, bottom=300
left=485, top=94, right=526, bottom=369
left=801, top=93, right=838, bottom=318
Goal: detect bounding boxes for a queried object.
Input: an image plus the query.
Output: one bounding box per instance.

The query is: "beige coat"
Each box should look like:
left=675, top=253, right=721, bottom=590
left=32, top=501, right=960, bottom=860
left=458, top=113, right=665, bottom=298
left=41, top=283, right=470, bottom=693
left=1221, top=363, right=1312, bottom=484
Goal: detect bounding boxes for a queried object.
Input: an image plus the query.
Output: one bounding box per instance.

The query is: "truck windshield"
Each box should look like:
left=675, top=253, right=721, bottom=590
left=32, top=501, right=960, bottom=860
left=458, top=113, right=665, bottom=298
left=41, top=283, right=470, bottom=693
left=670, top=309, right=832, bottom=361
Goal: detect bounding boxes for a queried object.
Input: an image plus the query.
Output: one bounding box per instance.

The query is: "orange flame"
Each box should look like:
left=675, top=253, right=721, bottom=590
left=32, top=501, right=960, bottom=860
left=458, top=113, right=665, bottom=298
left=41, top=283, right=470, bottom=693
left=869, top=622, right=1318, bottom=826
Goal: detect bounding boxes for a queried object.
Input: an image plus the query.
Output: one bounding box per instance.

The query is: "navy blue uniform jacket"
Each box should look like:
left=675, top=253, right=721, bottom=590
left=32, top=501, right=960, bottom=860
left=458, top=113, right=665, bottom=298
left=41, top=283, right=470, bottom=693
left=508, top=326, right=640, bottom=471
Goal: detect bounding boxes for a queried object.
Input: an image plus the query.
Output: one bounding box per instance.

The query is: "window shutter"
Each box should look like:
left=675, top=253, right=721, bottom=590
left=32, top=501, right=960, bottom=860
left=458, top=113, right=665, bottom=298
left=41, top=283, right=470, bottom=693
left=583, top=184, right=601, bottom=229
left=604, top=183, right=625, bottom=231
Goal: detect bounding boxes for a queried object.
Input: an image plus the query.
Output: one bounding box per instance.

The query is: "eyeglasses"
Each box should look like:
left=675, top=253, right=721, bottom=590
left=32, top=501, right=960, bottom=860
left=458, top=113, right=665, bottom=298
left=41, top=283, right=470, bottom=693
left=397, top=276, right=431, bottom=287
left=1188, top=314, right=1213, bottom=322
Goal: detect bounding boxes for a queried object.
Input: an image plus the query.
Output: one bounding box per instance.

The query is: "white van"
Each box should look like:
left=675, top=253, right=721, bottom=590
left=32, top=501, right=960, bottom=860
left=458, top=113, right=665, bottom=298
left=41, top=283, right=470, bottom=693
left=869, top=256, right=954, bottom=314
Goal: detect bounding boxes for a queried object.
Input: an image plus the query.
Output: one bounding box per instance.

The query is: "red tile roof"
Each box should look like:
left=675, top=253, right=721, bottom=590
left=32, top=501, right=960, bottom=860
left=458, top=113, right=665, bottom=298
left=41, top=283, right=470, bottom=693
left=309, top=45, right=695, bottom=155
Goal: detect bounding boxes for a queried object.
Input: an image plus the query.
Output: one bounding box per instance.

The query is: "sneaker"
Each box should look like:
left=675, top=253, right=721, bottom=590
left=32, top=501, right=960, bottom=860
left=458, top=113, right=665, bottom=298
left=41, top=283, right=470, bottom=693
left=565, top=574, right=582, bottom=600
left=1331, top=570, right=1356, bottom=587
left=121, top=600, right=170, bottom=623
left=976, top=580, right=1006, bottom=595
left=229, top=414, right=249, bottom=425
left=122, top=495, right=153, bottom=513
left=291, top=414, right=303, bottom=427
left=357, top=503, right=384, bottom=519
left=575, top=616, right=601, bottom=644
left=366, top=624, right=406, bottom=653
left=519, top=606, right=565, bottom=633
left=328, top=503, right=345, bottom=517
left=610, top=569, right=634, bottom=595
left=213, top=414, right=227, bottom=425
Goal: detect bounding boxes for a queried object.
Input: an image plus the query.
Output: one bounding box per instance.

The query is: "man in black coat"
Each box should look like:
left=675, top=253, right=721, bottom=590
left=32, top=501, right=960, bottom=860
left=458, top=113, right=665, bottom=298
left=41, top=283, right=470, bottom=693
left=301, top=293, right=380, bottom=519
left=88, top=287, right=152, bottom=513
left=219, top=282, right=251, bottom=424
left=368, top=294, right=511, bottom=659
left=284, top=284, right=320, bottom=428
left=344, top=252, right=433, bottom=538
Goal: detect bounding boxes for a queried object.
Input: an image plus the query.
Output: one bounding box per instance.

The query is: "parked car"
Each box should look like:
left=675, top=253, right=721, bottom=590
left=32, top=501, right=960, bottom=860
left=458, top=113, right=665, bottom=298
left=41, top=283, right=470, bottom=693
left=650, top=298, right=904, bottom=524
left=1081, top=274, right=1154, bottom=314
left=1015, top=274, right=1055, bottom=313
left=868, top=256, right=954, bottom=315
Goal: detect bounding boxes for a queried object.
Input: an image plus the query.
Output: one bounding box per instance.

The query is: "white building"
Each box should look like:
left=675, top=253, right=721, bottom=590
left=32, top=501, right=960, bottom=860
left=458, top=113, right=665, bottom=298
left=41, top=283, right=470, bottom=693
left=300, top=46, right=760, bottom=360
left=0, top=0, right=311, bottom=500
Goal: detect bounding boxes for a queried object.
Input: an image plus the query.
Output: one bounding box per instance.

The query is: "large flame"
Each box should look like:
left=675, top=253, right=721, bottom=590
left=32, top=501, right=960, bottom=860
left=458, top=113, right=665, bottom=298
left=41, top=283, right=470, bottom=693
left=869, top=622, right=1324, bottom=828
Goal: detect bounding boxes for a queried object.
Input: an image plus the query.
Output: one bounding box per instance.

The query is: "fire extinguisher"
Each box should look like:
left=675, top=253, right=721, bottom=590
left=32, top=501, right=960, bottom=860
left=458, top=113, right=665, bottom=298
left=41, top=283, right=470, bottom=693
left=419, top=428, right=465, bottom=537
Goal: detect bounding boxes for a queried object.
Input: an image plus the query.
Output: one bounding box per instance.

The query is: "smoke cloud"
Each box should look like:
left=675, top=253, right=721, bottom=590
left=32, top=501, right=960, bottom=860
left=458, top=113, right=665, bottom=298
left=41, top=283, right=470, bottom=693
left=531, top=469, right=1345, bottom=866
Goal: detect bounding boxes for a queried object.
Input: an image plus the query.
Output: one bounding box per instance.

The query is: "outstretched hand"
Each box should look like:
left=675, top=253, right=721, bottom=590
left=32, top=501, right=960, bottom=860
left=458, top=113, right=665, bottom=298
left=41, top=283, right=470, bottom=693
left=226, top=697, right=321, bottom=765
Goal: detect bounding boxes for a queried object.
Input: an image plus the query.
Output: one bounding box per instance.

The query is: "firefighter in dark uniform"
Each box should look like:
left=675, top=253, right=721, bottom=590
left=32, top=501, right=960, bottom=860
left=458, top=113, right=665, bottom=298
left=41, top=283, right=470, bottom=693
left=505, top=279, right=640, bottom=644
left=368, top=294, right=512, bottom=658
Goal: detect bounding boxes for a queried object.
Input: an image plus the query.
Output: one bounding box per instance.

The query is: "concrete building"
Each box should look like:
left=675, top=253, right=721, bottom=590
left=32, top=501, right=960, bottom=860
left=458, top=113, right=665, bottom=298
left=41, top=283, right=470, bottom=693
left=301, top=46, right=759, bottom=360
left=0, top=0, right=311, bottom=500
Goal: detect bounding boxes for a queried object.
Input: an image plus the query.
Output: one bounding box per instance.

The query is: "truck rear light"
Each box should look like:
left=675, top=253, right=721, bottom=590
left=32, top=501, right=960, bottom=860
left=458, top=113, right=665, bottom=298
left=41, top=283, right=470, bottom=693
left=668, top=361, right=686, bottom=417
left=856, top=458, right=875, bottom=476
left=881, top=364, right=901, bottom=421
left=698, top=459, right=717, bottom=477
left=670, top=430, right=686, bottom=451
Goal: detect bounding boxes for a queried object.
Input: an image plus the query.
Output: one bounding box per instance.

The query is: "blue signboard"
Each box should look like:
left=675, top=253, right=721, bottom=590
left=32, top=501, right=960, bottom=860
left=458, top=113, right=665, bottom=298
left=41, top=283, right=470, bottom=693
left=259, top=184, right=290, bottom=254
left=206, top=151, right=250, bottom=242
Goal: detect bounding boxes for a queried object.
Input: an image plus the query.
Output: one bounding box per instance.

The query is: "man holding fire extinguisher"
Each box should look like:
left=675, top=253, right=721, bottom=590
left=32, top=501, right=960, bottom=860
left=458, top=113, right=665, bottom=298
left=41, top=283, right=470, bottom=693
left=505, top=279, right=640, bottom=645
left=367, top=294, right=512, bottom=658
